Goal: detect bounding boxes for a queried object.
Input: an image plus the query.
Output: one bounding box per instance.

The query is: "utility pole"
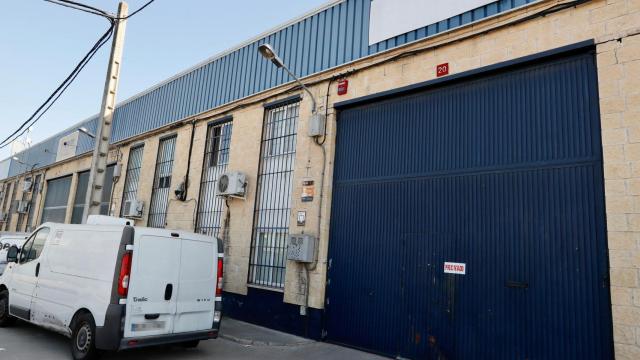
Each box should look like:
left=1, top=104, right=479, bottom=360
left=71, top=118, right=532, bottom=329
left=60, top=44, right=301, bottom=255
left=82, top=2, right=128, bottom=223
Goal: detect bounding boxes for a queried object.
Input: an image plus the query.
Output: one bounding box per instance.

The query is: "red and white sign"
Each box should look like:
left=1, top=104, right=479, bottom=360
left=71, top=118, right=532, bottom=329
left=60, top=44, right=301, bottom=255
left=444, top=262, right=466, bottom=275
left=436, top=63, right=449, bottom=77
left=337, top=79, right=349, bottom=96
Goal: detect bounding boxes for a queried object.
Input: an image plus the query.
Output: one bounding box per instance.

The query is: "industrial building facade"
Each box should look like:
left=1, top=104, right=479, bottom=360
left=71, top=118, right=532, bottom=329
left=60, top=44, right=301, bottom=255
left=1, top=0, right=639, bottom=358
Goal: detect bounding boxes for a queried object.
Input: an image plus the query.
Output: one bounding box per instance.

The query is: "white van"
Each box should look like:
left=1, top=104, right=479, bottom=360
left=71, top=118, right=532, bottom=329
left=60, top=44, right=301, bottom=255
left=0, top=234, right=28, bottom=275
left=0, top=221, right=223, bottom=360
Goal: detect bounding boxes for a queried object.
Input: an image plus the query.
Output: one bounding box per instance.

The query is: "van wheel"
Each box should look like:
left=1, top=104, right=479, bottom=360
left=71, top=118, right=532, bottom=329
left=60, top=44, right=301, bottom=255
left=70, top=312, right=100, bottom=360
left=0, top=289, right=16, bottom=327
left=180, top=340, right=200, bottom=348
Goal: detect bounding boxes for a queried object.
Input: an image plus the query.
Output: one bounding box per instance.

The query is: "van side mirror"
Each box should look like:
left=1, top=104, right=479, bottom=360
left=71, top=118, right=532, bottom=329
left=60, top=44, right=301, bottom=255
left=7, top=246, right=19, bottom=263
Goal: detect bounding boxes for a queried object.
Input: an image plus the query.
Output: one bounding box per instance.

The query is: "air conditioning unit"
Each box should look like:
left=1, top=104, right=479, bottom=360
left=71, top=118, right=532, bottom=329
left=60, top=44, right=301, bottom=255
left=0, top=212, right=7, bottom=223
left=16, top=200, right=30, bottom=214
left=122, top=199, right=144, bottom=219
left=217, top=171, right=247, bottom=198
left=23, top=180, right=33, bottom=192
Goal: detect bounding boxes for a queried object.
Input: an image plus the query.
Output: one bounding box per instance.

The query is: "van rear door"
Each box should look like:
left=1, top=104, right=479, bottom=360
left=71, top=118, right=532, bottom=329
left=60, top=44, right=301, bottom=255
left=173, top=234, right=217, bottom=333
left=123, top=234, right=180, bottom=338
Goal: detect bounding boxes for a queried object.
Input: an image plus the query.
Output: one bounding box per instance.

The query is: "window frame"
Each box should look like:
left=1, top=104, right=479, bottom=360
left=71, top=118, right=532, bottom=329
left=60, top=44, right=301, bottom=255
left=248, top=100, right=300, bottom=289
left=19, top=227, right=49, bottom=264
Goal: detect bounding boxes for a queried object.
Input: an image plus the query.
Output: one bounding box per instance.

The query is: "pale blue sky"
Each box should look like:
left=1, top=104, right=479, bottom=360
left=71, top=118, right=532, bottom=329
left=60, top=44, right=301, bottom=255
left=0, top=0, right=328, bottom=160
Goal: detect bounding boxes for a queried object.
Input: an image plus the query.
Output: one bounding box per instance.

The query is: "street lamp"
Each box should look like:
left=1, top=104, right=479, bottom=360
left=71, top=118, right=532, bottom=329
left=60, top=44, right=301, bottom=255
left=258, top=44, right=317, bottom=114
left=12, top=157, right=39, bottom=171
left=77, top=127, right=96, bottom=139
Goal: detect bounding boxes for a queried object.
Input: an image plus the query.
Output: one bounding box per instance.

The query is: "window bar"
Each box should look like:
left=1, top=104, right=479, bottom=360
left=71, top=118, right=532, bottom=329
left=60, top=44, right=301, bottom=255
left=25, top=174, right=42, bottom=232
left=2, top=182, right=14, bottom=231
left=120, top=145, right=144, bottom=216
left=248, top=101, right=299, bottom=288
left=195, top=120, right=233, bottom=237
left=148, top=136, right=177, bottom=228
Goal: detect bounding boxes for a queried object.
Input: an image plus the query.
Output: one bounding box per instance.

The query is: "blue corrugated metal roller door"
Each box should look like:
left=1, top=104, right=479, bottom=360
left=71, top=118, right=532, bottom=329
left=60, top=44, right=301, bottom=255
left=325, top=50, right=613, bottom=359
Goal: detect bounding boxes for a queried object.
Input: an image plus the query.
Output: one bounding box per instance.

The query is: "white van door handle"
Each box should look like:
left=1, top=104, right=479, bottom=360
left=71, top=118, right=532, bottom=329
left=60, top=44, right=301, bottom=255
left=164, top=284, right=173, bottom=301
left=35, top=263, right=40, bottom=277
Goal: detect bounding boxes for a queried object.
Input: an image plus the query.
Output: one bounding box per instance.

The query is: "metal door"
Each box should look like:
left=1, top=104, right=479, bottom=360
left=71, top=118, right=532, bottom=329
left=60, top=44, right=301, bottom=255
left=325, top=50, right=613, bottom=359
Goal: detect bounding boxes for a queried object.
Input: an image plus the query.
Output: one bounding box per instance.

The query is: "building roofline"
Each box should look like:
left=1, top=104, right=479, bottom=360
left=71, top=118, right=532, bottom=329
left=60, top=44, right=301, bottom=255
left=113, top=0, right=345, bottom=109
left=8, top=0, right=344, bottom=162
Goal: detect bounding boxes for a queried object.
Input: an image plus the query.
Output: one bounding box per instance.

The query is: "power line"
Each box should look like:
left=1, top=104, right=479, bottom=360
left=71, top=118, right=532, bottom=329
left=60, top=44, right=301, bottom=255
left=1, top=1, right=157, bottom=149
left=46, top=0, right=156, bottom=21
left=121, top=0, right=155, bottom=19
left=0, top=25, right=114, bottom=149
left=43, top=0, right=112, bottom=19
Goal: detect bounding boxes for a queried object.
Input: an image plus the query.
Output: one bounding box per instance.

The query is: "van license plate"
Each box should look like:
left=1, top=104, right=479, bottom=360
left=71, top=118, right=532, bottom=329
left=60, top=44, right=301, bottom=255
left=132, top=321, right=165, bottom=332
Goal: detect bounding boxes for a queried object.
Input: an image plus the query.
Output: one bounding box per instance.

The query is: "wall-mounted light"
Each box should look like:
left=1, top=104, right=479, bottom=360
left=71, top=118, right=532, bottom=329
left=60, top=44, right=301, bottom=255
left=258, top=43, right=317, bottom=114
left=12, top=157, right=39, bottom=171
left=77, top=127, right=96, bottom=139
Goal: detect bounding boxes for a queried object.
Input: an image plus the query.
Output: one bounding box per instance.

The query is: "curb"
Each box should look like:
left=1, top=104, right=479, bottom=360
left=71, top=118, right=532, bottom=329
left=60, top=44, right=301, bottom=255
left=219, top=333, right=313, bottom=347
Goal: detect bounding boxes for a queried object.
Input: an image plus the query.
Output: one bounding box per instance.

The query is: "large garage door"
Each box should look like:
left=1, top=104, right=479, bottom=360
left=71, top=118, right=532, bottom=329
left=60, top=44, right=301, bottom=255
left=325, top=49, right=613, bottom=359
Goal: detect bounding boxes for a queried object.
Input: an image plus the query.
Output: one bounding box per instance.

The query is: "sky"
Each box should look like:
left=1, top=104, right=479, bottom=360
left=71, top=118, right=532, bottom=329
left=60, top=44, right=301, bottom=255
left=0, top=0, right=328, bottom=160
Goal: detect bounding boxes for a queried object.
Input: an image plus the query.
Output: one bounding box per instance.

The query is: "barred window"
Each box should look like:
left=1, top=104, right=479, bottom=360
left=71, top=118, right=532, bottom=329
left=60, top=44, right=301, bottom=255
left=249, top=101, right=299, bottom=288
left=70, top=165, right=115, bottom=224
left=42, top=176, right=72, bottom=224
left=120, top=145, right=144, bottom=216
left=16, top=176, right=31, bottom=231
left=148, top=136, right=176, bottom=228
left=25, top=174, right=42, bottom=232
left=196, top=120, right=233, bottom=237
left=2, top=182, right=17, bottom=231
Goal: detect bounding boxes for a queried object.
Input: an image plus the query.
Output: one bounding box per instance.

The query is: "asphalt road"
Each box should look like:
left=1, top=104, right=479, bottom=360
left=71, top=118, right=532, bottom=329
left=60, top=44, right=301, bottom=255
left=0, top=320, right=384, bottom=360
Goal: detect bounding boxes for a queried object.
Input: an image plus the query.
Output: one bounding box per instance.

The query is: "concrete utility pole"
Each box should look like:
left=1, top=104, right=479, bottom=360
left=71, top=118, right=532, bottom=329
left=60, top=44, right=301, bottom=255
left=82, top=2, right=128, bottom=223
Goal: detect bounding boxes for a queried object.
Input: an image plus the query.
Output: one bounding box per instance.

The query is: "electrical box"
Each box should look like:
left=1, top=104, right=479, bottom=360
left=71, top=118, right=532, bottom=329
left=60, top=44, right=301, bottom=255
left=113, top=163, right=122, bottom=179
left=307, top=113, right=326, bottom=137
left=287, top=234, right=316, bottom=263
left=122, top=199, right=144, bottom=219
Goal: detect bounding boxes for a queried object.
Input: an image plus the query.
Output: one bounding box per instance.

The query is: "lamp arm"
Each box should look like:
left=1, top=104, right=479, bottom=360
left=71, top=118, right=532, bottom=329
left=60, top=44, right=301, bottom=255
left=281, top=64, right=317, bottom=114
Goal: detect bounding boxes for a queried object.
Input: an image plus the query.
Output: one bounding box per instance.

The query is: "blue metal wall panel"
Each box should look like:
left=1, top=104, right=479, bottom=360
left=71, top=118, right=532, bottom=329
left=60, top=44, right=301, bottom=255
left=5, top=0, right=542, bottom=178
left=325, top=51, right=612, bottom=359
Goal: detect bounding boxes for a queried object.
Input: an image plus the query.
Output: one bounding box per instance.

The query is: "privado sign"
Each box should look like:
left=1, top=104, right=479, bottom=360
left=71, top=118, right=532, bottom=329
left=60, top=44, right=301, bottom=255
left=444, top=262, right=466, bottom=275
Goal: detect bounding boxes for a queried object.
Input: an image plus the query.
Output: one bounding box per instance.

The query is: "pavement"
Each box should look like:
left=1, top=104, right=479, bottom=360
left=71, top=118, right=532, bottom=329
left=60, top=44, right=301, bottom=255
left=0, top=317, right=386, bottom=360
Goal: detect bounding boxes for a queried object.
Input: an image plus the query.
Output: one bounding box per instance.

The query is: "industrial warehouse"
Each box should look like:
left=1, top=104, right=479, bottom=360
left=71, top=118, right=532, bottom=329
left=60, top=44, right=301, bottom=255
left=1, top=0, right=639, bottom=358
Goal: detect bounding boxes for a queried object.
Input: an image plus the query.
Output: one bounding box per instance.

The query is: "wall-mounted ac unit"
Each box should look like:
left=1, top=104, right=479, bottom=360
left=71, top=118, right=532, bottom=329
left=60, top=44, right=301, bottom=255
left=217, top=171, right=247, bottom=198
left=122, top=199, right=144, bottom=219
left=23, top=180, right=33, bottom=193
left=16, top=200, right=30, bottom=214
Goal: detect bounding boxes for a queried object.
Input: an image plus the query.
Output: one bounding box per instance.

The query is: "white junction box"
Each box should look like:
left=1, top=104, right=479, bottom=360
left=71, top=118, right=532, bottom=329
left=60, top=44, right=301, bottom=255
left=287, top=234, right=316, bottom=263
left=307, top=113, right=326, bottom=137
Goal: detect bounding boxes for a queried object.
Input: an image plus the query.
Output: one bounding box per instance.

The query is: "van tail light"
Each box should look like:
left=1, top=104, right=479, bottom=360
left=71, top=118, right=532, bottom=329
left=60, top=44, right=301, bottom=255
left=118, top=252, right=133, bottom=297
left=216, top=257, right=223, bottom=297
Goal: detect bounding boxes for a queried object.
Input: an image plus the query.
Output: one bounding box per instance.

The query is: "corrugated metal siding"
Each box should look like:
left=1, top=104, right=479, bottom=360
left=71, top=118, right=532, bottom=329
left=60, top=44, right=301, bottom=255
left=0, top=159, right=9, bottom=179
left=3, top=0, right=539, bottom=179
left=325, top=51, right=613, bottom=359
